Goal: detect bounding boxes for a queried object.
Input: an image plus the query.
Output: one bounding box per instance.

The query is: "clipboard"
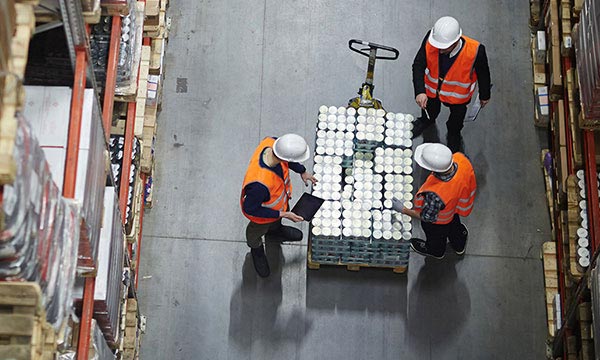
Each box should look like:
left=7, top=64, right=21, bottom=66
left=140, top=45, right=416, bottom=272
left=290, top=192, right=325, bottom=221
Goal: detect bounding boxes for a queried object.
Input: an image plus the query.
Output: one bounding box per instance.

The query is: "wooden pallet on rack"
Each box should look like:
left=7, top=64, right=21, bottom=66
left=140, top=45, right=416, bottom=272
left=144, top=0, right=167, bottom=38
left=542, top=242, right=559, bottom=337
left=0, top=2, right=34, bottom=185
left=0, top=282, right=56, bottom=360
left=126, top=172, right=144, bottom=244
left=121, top=299, right=142, bottom=360
left=134, top=46, right=151, bottom=137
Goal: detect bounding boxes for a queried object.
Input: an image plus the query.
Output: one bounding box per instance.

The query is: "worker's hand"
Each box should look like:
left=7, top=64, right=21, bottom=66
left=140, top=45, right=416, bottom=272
left=415, top=93, right=428, bottom=109
left=301, top=172, right=318, bottom=186
left=391, top=197, right=404, bottom=213
left=480, top=99, right=490, bottom=108
left=280, top=211, right=304, bottom=223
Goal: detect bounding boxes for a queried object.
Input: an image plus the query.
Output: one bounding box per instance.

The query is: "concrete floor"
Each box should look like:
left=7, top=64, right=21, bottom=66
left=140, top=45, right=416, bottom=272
left=138, top=0, right=550, bottom=358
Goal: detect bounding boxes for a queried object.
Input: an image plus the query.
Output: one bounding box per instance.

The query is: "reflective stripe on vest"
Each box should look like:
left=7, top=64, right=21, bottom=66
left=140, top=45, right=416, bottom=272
left=413, top=153, right=477, bottom=225
left=423, top=36, right=480, bottom=104
left=240, top=137, right=292, bottom=224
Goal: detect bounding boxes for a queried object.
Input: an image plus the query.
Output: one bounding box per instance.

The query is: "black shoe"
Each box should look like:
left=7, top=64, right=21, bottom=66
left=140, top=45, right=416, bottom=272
left=410, top=238, right=445, bottom=259
left=251, top=246, right=270, bottom=277
left=266, top=225, right=303, bottom=242
left=450, top=224, right=468, bottom=255
left=411, top=118, right=433, bottom=139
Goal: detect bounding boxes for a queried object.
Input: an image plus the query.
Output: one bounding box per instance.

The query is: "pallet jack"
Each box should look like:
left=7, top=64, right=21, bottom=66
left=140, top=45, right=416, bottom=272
left=347, top=39, right=399, bottom=110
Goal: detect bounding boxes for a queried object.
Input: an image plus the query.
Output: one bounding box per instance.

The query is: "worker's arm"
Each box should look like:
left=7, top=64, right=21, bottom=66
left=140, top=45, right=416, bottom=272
left=475, top=44, right=491, bottom=104
left=242, top=182, right=281, bottom=219
left=289, top=162, right=317, bottom=186
left=412, top=32, right=430, bottom=98
left=394, top=192, right=444, bottom=222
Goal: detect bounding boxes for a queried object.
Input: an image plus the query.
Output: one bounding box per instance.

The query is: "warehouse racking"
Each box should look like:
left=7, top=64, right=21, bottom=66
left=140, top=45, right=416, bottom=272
left=0, top=0, right=168, bottom=358
left=530, top=0, right=600, bottom=358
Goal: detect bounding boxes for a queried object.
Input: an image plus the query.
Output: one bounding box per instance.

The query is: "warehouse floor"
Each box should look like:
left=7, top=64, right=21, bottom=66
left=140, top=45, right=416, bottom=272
left=138, top=1, right=549, bottom=358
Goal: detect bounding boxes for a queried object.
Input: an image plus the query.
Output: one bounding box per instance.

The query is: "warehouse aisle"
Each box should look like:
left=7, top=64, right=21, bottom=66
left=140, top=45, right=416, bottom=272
left=139, top=0, right=549, bottom=358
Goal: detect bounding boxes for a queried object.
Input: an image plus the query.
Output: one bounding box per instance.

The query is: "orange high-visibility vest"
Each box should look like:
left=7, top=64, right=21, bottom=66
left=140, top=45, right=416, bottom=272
left=424, top=36, right=480, bottom=104
left=413, top=153, right=477, bottom=225
left=240, top=137, right=292, bottom=224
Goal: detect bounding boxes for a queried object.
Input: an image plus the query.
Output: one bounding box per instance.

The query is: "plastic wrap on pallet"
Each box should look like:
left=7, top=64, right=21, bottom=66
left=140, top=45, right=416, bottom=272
left=115, top=2, right=142, bottom=93
left=73, top=186, right=125, bottom=346
left=23, top=86, right=107, bottom=273
left=90, top=16, right=113, bottom=86
left=0, top=115, right=82, bottom=330
left=90, top=319, right=117, bottom=360
left=109, top=135, right=140, bottom=231
left=574, top=0, right=600, bottom=123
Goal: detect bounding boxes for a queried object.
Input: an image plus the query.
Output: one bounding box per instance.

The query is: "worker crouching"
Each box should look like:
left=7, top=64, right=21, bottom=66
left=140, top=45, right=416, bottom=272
left=241, top=134, right=317, bottom=277
left=392, top=143, right=476, bottom=259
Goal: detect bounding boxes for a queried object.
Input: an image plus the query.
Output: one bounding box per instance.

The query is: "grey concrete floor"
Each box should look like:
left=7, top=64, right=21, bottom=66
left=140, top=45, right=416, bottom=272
left=138, top=0, right=550, bottom=359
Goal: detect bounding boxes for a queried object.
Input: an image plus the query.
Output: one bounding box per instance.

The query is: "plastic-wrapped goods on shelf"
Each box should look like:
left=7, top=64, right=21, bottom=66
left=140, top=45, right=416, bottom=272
left=0, top=115, right=81, bottom=331
left=90, top=16, right=113, bottom=86
left=574, top=0, right=600, bottom=126
left=90, top=318, right=117, bottom=360
left=23, top=86, right=107, bottom=274
left=73, top=187, right=125, bottom=347
left=115, top=2, right=144, bottom=95
left=109, top=135, right=140, bottom=232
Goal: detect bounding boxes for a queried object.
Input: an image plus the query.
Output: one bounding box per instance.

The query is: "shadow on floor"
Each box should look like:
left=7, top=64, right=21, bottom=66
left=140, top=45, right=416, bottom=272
left=228, top=243, right=311, bottom=350
left=305, top=265, right=408, bottom=315
left=407, top=256, right=471, bottom=348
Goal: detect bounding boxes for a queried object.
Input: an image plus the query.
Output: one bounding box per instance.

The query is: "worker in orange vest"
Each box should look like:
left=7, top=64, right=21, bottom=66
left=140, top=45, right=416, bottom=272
left=392, top=143, right=476, bottom=259
left=241, top=134, right=317, bottom=277
left=411, top=16, right=491, bottom=153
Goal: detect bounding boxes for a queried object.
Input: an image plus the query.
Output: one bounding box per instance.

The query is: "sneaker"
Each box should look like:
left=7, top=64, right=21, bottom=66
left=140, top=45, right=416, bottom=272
left=410, top=238, right=445, bottom=259
left=250, top=246, right=270, bottom=277
left=451, top=224, right=468, bottom=255
left=266, top=225, right=303, bottom=242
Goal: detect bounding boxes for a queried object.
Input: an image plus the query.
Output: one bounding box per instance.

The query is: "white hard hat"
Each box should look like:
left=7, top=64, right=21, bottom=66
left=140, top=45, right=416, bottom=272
left=414, top=143, right=453, bottom=173
left=428, top=16, right=462, bottom=49
left=273, top=134, right=310, bottom=162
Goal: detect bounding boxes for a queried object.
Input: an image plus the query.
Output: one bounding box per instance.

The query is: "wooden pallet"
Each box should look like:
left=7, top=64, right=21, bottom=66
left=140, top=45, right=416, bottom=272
left=0, top=3, right=34, bottom=185
left=134, top=45, right=151, bottom=137
left=82, top=8, right=102, bottom=24
left=143, top=0, right=168, bottom=38
left=307, top=247, right=407, bottom=274
left=126, top=172, right=143, bottom=244
left=542, top=242, right=559, bottom=337
left=0, top=282, right=56, bottom=360
left=121, top=299, right=142, bottom=360
left=531, top=36, right=548, bottom=128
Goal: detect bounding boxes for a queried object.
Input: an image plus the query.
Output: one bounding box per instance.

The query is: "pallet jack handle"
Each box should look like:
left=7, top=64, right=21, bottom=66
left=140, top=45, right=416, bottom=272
left=348, top=39, right=399, bottom=60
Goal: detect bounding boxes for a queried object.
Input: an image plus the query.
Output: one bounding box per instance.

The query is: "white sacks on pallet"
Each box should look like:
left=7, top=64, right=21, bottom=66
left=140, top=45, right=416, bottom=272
left=0, top=115, right=81, bottom=330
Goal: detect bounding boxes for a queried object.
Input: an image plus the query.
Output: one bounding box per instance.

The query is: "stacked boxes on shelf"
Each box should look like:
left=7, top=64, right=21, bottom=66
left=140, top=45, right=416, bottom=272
left=308, top=106, right=413, bottom=272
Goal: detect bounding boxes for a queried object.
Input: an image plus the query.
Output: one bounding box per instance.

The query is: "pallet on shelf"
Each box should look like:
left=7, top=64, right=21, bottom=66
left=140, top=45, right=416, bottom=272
left=126, top=172, right=144, bottom=244
left=542, top=241, right=559, bottom=337
left=559, top=0, right=573, bottom=57
left=143, top=0, right=167, bottom=38
left=0, top=282, right=56, bottom=360
left=121, top=299, right=142, bottom=360
left=578, top=302, right=593, bottom=360
left=134, top=45, right=151, bottom=137
left=114, top=1, right=145, bottom=101
left=547, top=0, right=563, bottom=100
left=0, top=2, right=34, bottom=185
left=101, top=1, right=132, bottom=16
left=83, top=8, right=102, bottom=24
left=531, top=35, right=549, bottom=127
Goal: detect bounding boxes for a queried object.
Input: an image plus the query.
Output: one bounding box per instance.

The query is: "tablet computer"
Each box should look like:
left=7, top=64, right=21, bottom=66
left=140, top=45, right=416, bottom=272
left=290, top=192, right=325, bottom=221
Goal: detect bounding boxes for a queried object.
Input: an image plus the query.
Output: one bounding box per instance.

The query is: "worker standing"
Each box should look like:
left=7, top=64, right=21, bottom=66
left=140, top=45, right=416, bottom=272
left=411, top=16, right=491, bottom=153
left=241, top=134, right=317, bottom=277
left=392, top=143, right=476, bottom=259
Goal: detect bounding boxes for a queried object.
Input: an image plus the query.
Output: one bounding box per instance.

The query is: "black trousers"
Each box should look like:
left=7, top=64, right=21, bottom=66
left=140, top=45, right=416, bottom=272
left=420, top=96, right=468, bottom=152
left=420, top=214, right=467, bottom=258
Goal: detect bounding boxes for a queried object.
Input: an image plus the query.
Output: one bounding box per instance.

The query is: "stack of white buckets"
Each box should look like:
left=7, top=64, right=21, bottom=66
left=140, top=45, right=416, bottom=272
left=311, top=105, right=416, bottom=247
